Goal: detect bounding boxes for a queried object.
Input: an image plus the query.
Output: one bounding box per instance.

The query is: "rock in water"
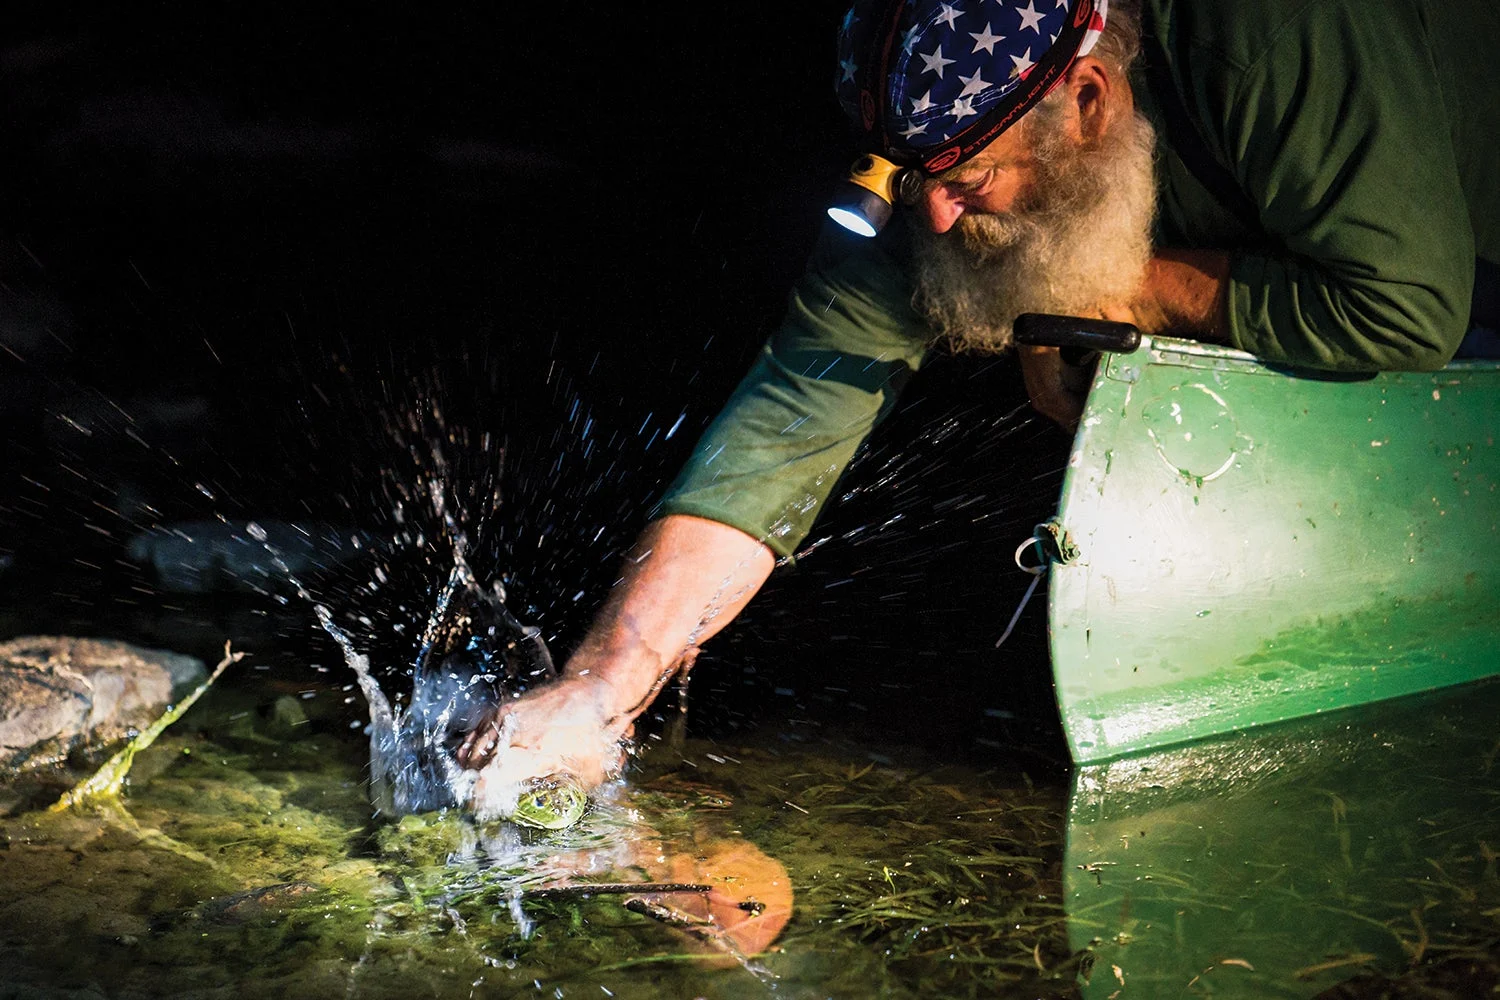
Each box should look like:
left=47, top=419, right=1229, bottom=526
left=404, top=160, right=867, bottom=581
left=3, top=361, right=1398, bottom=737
left=0, top=636, right=206, bottom=770
left=127, top=519, right=368, bottom=594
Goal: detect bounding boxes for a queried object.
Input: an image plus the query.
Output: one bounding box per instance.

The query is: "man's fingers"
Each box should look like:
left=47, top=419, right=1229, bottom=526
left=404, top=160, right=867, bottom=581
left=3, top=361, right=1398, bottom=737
left=1016, top=344, right=1087, bottom=430
left=456, top=715, right=503, bottom=769
left=455, top=734, right=484, bottom=769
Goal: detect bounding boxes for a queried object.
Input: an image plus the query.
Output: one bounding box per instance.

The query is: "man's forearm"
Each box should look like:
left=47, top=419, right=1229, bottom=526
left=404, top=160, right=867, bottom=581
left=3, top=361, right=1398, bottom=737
left=1127, top=249, right=1232, bottom=341
left=564, top=514, right=776, bottom=716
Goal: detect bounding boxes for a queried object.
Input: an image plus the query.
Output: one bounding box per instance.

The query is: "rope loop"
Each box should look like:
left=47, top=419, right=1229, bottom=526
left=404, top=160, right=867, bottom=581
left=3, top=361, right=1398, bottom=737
left=997, top=522, right=1062, bottom=648
left=1013, top=525, right=1052, bottom=576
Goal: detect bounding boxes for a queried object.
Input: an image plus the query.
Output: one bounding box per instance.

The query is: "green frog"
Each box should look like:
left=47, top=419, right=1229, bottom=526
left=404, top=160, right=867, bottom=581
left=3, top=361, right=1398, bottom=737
left=508, top=775, right=588, bottom=830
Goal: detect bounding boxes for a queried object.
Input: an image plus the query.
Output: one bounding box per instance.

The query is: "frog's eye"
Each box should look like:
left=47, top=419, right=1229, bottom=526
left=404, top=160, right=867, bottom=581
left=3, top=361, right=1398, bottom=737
left=532, top=796, right=546, bottom=808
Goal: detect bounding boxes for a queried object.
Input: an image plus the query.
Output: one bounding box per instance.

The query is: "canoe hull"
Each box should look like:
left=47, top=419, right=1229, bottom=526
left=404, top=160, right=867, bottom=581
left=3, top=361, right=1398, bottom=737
left=1050, top=336, right=1500, bottom=763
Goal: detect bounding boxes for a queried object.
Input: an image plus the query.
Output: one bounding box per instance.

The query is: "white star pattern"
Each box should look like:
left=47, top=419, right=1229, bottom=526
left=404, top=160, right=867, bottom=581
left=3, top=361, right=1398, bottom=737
left=969, top=23, right=1004, bottom=54
left=1015, top=0, right=1046, bottom=33
left=920, top=44, right=956, bottom=78
left=844, top=0, right=1092, bottom=148
left=958, top=68, right=991, bottom=97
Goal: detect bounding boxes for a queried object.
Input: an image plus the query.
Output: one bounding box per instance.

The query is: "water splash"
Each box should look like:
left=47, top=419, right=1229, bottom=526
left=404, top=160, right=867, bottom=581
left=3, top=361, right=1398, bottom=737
left=507, top=886, right=535, bottom=940
left=248, top=502, right=555, bottom=817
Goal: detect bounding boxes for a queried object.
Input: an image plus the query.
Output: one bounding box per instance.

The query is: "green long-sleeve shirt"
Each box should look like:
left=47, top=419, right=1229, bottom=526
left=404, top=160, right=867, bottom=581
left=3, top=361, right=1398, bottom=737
left=659, top=0, right=1500, bottom=557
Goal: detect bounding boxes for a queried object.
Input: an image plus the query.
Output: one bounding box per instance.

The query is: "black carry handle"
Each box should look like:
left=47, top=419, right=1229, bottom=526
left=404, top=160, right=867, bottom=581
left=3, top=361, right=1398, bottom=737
left=1013, top=313, right=1142, bottom=353
left=1013, top=313, right=1141, bottom=367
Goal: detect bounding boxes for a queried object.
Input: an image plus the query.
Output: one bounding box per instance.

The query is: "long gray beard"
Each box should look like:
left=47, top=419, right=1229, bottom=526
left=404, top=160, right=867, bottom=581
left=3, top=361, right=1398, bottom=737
left=911, top=110, right=1158, bottom=354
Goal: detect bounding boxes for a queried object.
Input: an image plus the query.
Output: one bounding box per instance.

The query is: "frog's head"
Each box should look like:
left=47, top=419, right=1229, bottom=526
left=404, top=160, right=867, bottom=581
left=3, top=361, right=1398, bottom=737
left=508, top=775, right=588, bottom=830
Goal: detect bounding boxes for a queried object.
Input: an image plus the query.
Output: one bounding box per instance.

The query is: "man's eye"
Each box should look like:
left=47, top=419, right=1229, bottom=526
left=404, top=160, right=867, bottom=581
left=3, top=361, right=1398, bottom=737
left=957, top=171, right=995, bottom=194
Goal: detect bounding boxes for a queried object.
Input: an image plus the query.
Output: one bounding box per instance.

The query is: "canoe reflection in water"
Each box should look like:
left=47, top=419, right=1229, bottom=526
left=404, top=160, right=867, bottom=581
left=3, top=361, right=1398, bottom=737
left=1065, top=678, right=1500, bottom=999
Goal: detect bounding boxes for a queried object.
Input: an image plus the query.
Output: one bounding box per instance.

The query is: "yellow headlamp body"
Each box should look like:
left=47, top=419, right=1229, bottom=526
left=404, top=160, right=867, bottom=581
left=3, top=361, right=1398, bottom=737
left=846, top=154, right=905, bottom=204
left=826, top=154, right=918, bottom=237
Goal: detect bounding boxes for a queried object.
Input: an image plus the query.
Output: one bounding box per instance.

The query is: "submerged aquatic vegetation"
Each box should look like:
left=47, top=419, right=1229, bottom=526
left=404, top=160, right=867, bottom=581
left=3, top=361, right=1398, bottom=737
left=1, top=673, right=1063, bottom=1000
left=742, top=750, right=1080, bottom=999
left=1067, top=682, right=1500, bottom=1000
left=4, top=648, right=1499, bottom=999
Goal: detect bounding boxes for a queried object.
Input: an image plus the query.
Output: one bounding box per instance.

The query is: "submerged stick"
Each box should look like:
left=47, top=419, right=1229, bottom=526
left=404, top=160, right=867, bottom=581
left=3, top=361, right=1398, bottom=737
left=50, top=641, right=245, bottom=812
left=522, top=882, right=713, bottom=900
left=621, top=895, right=775, bottom=981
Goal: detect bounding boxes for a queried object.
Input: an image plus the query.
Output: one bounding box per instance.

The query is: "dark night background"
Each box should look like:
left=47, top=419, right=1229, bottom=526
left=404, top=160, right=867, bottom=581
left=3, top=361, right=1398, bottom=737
left=0, top=5, right=1075, bottom=768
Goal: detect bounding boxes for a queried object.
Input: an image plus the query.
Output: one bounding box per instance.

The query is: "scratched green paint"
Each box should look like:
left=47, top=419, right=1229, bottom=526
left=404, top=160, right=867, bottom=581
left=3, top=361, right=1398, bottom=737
left=1047, top=336, right=1500, bottom=763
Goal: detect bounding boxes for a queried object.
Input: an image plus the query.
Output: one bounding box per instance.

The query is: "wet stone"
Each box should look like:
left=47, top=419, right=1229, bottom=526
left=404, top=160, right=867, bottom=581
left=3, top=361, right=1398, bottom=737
left=265, top=694, right=310, bottom=737
left=126, top=519, right=368, bottom=595
left=0, top=636, right=206, bottom=771
left=193, top=881, right=324, bottom=925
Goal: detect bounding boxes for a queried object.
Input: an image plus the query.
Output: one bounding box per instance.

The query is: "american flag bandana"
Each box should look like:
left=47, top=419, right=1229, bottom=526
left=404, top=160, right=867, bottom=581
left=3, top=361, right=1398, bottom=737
left=836, top=0, right=1109, bottom=174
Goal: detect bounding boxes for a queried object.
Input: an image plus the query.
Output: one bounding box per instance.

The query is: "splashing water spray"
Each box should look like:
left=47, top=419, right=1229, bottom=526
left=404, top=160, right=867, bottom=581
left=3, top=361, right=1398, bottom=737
left=246, top=485, right=587, bottom=829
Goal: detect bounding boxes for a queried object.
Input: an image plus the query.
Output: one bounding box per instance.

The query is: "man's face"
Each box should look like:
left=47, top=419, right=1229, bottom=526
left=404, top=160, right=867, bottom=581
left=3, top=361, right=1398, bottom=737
left=907, top=91, right=1158, bottom=354
left=914, top=119, right=1052, bottom=233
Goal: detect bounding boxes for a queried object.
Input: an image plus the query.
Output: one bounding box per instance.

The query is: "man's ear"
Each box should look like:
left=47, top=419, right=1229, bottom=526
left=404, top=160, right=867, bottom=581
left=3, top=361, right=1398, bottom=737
left=1065, top=55, right=1117, bottom=142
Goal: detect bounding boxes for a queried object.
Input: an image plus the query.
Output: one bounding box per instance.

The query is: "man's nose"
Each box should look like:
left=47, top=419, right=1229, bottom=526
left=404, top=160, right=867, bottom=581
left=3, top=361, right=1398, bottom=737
left=919, top=185, right=964, bottom=234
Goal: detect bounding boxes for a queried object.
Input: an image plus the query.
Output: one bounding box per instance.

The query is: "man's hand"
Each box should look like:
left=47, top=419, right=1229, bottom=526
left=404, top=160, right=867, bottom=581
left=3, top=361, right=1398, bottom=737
left=1016, top=343, right=1095, bottom=430
left=459, top=647, right=698, bottom=813
left=455, top=515, right=775, bottom=804
left=457, top=673, right=632, bottom=791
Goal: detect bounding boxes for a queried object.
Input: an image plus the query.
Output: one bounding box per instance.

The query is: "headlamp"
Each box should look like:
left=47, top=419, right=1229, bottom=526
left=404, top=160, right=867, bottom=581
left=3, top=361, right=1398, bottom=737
left=826, top=154, right=923, bottom=237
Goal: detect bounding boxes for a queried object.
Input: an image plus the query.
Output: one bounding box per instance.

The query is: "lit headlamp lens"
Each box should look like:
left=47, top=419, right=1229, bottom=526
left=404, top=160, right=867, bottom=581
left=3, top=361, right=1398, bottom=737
left=826, top=154, right=909, bottom=237
left=827, top=189, right=890, bottom=237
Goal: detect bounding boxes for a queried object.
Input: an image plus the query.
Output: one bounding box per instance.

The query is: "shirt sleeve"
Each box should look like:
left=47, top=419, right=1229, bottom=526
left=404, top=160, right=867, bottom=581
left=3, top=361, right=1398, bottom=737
left=1216, top=5, right=1474, bottom=370
left=654, top=224, right=930, bottom=559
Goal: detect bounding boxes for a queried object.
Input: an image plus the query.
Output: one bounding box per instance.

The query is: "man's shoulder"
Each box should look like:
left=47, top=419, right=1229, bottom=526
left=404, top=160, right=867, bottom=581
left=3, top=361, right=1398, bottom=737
left=1145, top=0, right=1475, bottom=76
left=797, top=221, right=921, bottom=326
left=1144, top=0, right=1325, bottom=74
left=806, top=220, right=912, bottom=281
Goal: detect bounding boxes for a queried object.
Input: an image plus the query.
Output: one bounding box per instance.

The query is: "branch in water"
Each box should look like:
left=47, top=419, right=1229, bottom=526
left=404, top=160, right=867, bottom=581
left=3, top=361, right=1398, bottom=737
left=521, top=882, right=712, bottom=900
left=51, top=641, right=246, bottom=811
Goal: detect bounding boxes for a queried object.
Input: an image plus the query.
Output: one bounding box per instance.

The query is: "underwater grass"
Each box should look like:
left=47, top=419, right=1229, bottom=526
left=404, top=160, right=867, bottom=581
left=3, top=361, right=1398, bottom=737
left=711, top=744, right=1083, bottom=998
left=1067, top=691, right=1500, bottom=1000
left=5, top=665, right=1500, bottom=998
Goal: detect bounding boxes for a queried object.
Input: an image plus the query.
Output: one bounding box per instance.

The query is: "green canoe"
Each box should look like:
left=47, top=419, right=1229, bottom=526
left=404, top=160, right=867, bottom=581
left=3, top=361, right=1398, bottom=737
left=1036, top=332, right=1499, bottom=764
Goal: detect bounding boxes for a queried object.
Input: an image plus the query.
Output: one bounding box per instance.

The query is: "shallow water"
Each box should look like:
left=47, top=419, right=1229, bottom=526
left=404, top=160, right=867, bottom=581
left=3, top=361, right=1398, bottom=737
left=2, top=618, right=1496, bottom=999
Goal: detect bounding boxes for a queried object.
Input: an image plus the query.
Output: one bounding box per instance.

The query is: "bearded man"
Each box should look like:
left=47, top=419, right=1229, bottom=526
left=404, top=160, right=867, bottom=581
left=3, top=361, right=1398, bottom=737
left=458, top=0, right=1500, bottom=800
